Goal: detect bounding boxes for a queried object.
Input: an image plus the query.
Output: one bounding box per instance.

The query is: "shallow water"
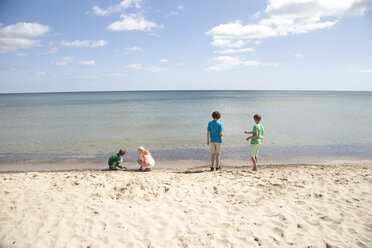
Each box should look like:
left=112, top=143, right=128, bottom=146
left=1, top=90, right=371, bottom=166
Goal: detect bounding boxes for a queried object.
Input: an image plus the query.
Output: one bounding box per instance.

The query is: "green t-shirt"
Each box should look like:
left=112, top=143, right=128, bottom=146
left=251, top=123, right=264, bottom=144
left=108, top=153, right=122, bottom=169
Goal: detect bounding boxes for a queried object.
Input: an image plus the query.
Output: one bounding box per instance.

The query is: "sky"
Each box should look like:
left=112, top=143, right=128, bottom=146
left=0, top=0, right=371, bottom=93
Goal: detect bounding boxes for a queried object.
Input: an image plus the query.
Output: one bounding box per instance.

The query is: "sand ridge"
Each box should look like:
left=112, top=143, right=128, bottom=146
left=1, top=164, right=371, bottom=248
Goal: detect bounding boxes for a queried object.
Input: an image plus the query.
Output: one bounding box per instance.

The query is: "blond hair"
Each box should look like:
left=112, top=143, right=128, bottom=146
left=138, top=146, right=145, bottom=153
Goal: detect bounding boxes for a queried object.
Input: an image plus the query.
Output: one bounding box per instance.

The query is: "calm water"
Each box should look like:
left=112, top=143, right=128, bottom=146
left=0, top=91, right=371, bottom=165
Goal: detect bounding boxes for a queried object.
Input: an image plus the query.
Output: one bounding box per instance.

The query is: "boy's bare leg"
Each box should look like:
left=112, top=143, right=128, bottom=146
left=216, top=153, right=220, bottom=168
left=255, top=157, right=258, bottom=170
left=251, top=157, right=257, bottom=171
left=211, top=154, right=215, bottom=168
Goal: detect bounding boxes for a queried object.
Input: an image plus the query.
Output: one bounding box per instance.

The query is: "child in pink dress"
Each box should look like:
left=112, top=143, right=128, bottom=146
left=137, top=146, right=155, bottom=171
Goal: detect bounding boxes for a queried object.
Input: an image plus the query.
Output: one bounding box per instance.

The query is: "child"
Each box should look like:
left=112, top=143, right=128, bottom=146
left=108, top=149, right=127, bottom=170
left=245, top=114, right=264, bottom=171
left=207, top=111, right=224, bottom=171
left=137, top=146, right=155, bottom=171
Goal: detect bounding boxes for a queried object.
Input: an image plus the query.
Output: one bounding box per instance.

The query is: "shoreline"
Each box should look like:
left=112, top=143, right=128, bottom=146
left=1, top=158, right=372, bottom=173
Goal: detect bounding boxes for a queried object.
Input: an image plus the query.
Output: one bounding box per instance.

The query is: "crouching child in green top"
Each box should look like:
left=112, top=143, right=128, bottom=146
left=245, top=114, right=264, bottom=171
left=108, top=149, right=127, bottom=170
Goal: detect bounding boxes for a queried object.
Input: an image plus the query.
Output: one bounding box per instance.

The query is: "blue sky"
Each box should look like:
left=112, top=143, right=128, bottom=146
left=0, top=0, right=371, bottom=93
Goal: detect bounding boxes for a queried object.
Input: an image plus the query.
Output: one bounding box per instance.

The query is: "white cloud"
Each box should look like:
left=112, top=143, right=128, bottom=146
left=207, top=56, right=277, bottom=72
left=61, top=40, right=108, bottom=47
left=92, top=0, right=141, bottom=16
left=252, top=11, right=262, bottom=19
left=0, top=37, right=41, bottom=54
left=125, top=46, right=144, bottom=51
left=91, top=40, right=109, bottom=47
left=254, top=40, right=263, bottom=45
left=53, top=57, right=73, bottom=66
left=214, top=47, right=254, bottom=54
left=79, top=60, right=96, bottom=66
left=0, top=22, right=51, bottom=53
left=207, top=0, right=372, bottom=45
left=126, top=63, right=168, bottom=72
left=93, top=0, right=161, bottom=33
left=160, top=59, right=169, bottom=63
left=36, top=72, right=45, bottom=76
left=108, top=13, right=163, bottom=32
left=177, top=5, right=184, bottom=10
left=0, top=22, right=51, bottom=39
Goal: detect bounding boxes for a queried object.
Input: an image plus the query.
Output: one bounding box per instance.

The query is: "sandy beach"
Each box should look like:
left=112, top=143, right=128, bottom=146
left=1, top=163, right=371, bottom=248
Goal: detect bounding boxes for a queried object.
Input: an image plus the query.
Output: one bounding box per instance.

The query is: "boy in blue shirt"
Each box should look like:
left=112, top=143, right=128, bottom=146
left=207, top=111, right=224, bottom=171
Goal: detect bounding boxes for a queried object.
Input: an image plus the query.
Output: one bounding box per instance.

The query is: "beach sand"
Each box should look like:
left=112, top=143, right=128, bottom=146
left=1, top=164, right=371, bottom=248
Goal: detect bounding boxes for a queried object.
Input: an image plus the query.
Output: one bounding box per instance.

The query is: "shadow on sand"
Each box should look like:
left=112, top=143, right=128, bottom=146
left=173, top=169, right=206, bottom=174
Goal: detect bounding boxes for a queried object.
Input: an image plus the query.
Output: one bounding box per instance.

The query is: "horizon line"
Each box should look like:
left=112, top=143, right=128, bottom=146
left=0, top=89, right=371, bottom=95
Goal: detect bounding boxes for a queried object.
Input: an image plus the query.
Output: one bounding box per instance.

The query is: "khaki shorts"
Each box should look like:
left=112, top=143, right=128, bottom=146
left=210, top=142, right=222, bottom=154
left=250, top=143, right=261, bottom=157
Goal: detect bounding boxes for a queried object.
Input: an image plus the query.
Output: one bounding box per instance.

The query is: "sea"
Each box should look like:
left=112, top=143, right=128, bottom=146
left=1, top=90, right=372, bottom=169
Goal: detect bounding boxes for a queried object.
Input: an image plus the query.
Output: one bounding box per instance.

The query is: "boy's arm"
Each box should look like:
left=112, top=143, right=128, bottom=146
left=244, top=131, right=252, bottom=134
left=207, top=132, right=210, bottom=145
left=246, top=131, right=258, bottom=141
left=118, top=157, right=124, bottom=169
left=219, top=131, right=223, bottom=137
left=117, top=157, right=127, bottom=169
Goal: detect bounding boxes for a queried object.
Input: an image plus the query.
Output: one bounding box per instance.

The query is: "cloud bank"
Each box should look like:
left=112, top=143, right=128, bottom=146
left=108, top=13, right=163, bottom=32
left=93, top=0, right=162, bottom=32
left=0, top=22, right=51, bottom=53
left=206, top=0, right=372, bottom=71
left=207, top=0, right=372, bottom=44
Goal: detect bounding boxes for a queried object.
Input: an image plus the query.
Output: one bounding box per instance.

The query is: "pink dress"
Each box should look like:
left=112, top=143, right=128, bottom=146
left=139, top=150, right=155, bottom=168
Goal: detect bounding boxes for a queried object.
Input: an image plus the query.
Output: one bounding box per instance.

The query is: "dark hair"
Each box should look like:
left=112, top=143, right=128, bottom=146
left=254, top=114, right=262, bottom=121
left=118, top=149, right=126, bottom=156
left=212, top=111, right=221, bottom=120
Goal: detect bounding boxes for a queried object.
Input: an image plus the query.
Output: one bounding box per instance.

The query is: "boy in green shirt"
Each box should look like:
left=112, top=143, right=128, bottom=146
left=108, top=149, right=126, bottom=170
left=245, top=114, right=264, bottom=171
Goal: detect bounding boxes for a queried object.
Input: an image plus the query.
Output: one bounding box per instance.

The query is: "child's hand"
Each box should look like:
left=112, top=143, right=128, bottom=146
left=246, top=137, right=250, bottom=141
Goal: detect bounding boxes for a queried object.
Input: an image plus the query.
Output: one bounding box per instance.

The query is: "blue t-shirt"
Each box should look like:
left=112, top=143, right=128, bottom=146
left=207, top=120, right=224, bottom=143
